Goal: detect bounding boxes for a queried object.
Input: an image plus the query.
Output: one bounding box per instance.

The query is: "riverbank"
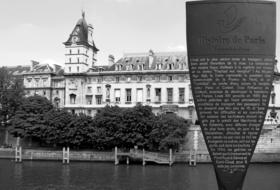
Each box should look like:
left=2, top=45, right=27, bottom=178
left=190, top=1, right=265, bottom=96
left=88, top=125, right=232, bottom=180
left=1, top=148, right=280, bottom=164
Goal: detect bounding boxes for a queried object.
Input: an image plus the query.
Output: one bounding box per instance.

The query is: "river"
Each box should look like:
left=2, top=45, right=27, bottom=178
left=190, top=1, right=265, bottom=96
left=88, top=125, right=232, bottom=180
left=0, top=159, right=279, bottom=190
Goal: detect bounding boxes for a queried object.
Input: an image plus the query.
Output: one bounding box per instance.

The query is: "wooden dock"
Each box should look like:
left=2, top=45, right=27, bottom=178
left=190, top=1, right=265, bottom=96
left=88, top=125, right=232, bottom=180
left=115, top=147, right=174, bottom=166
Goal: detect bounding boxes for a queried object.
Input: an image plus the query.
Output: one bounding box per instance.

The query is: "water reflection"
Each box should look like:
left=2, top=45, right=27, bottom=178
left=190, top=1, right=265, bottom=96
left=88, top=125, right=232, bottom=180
left=0, top=160, right=280, bottom=190
left=14, top=163, right=23, bottom=187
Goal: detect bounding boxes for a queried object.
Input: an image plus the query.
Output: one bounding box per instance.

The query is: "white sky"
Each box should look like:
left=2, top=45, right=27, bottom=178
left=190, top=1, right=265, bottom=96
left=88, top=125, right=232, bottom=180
left=0, top=0, right=279, bottom=67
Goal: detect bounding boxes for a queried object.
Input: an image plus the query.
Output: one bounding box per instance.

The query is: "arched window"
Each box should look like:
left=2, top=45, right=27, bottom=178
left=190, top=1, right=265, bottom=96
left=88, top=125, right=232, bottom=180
left=54, top=97, right=60, bottom=108
left=70, top=94, right=76, bottom=104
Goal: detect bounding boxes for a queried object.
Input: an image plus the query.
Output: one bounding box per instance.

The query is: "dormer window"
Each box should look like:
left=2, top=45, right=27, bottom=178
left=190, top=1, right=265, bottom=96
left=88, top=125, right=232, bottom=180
left=168, top=63, right=173, bottom=70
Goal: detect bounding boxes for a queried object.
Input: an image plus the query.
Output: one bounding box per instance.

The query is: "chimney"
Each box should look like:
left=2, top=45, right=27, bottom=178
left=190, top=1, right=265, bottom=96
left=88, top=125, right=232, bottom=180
left=108, top=55, right=115, bottom=66
left=30, top=60, right=39, bottom=71
left=53, top=64, right=62, bottom=73
left=148, top=49, right=154, bottom=68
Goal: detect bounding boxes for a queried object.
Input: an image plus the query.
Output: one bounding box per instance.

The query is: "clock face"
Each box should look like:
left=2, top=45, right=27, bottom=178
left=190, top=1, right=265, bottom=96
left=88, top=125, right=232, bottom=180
left=72, top=36, right=78, bottom=44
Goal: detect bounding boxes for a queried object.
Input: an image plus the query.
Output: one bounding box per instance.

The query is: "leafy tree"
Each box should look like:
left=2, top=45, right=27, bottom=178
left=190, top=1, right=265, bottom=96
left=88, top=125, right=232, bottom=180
left=0, top=67, right=25, bottom=144
left=42, top=109, right=73, bottom=146
left=148, top=113, right=190, bottom=151
left=92, top=105, right=123, bottom=150
left=119, top=104, right=155, bottom=148
left=64, top=113, right=94, bottom=148
left=9, top=95, right=53, bottom=139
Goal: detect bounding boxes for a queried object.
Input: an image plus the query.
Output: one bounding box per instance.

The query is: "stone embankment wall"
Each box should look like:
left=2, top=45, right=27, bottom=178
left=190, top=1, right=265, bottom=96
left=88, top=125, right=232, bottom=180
left=178, top=124, right=280, bottom=162
left=1, top=124, right=280, bottom=163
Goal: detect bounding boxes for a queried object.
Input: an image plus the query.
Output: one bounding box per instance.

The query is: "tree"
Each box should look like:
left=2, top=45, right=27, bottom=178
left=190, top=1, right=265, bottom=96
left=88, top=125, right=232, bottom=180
left=42, top=109, right=73, bottom=146
left=0, top=67, right=25, bottom=144
left=92, top=105, right=123, bottom=150
left=119, top=104, right=155, bottom=148
left=148, top=113, right=190, bottom=151
left=9, top=95, right=54, bottom=139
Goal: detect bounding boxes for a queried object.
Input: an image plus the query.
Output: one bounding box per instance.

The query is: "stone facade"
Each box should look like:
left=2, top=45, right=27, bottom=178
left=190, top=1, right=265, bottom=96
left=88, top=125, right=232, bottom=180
left=13, top=13, right=280, bottom=126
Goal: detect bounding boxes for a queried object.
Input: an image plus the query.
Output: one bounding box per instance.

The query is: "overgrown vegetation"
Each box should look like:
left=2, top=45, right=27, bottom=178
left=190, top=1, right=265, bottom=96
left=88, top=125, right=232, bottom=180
left=9, top=96, right=190, bottom=151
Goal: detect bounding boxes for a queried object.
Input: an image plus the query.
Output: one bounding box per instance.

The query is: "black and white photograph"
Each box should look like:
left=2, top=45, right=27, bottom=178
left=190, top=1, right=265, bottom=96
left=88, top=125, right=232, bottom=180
left=0, top=0, right=279, bottom=190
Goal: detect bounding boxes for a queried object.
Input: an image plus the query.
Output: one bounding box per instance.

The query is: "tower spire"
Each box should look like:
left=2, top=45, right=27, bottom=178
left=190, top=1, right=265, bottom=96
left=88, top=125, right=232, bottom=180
left=82, top=10, right=85, bottom=18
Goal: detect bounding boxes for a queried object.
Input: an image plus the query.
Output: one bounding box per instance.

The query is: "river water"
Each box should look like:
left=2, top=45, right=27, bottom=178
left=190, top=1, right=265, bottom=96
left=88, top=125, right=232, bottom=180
left=0, top=159, right=279, bottom=190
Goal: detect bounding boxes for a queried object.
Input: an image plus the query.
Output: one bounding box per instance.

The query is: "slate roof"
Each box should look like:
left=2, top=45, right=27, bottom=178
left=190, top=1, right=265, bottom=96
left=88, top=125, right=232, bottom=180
left=7, top=65, right=30, bottom=76
left=64, top=12, right=99, bottom=52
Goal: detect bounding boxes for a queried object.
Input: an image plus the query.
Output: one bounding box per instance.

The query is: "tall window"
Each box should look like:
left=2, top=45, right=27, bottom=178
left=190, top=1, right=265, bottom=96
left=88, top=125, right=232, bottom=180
left=168, top=76, right=173, bottom=82
left=146, top=86, right=151, bottom=99
left=77, top=66, right=79, bottom=72
left=87, top=86, right=92, bottom=93
left=87, top=110, right=92, bottom=116
left=136, top=89, right=143, bottom=103
left=69, top=67, right=71, bottom=72
left=96, top=96, right=102, bottom=105
left=70, top=94, right=76, bottom=104
left=115, top=89, right=121, bottom=103
left=189, top=84, right=193, bottom=104
left=167, top=88, right=173, bottom=103
left=86, top=95, right=92, bottom=105
left=126, top=89, right=132, bottom=103
left=97, top=77, right=103, bottom=83
left=156, top=75, right=160, bottom=82
left=155, top=88, right=161, bottom=103
left=42, top=78, right=47, bottom=87
left=35, top=78, right=39, bottom=87
left=106, top=86, right=110, bottom=100
left=116, top=77, right=120, bottom=83
left=179, top=88, right=185, bottom=103
left=97, top=86, right=101, bottom=93
left=137, top=76, right=143, bottom=82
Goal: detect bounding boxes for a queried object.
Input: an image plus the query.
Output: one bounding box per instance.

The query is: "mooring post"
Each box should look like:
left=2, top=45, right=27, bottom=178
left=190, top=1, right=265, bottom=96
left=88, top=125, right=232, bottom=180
left=169, top=148, right=173, bottom=166
left=126, top=156, right=129, bottom=165
left=62, top=147, right=70, bottom=164
left=66, top=147, right=70, bottom=164
left=15, top=146, right=22, bottom=163
left=142, top=148, right=146, bottom=166
left=115, top=147, right=119, bottom=165
left=62, top=147, right=65, bottom=163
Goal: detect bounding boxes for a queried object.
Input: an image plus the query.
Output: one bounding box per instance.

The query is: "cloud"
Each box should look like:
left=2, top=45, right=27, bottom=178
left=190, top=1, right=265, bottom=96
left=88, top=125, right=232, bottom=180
left=166, top=45, right=186, bottom=52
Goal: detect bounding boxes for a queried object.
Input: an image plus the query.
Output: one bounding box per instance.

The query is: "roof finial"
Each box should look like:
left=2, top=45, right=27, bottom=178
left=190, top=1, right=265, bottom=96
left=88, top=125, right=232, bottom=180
left=82, top=10, right=85, bottom=18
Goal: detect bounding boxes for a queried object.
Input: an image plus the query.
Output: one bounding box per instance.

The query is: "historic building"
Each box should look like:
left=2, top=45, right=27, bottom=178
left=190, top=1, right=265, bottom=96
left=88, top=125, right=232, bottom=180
left=16, top=13, right=280, bottom=125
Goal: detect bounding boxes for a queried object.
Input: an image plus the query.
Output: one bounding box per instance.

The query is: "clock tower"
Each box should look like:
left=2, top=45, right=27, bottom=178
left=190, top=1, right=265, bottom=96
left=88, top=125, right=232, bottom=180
left=64, top=12, right=99, bottom=74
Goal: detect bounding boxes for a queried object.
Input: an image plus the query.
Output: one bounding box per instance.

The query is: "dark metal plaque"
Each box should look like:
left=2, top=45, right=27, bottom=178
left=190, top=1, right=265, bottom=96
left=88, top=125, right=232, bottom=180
left=186, top=1, right=276, bottom=190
